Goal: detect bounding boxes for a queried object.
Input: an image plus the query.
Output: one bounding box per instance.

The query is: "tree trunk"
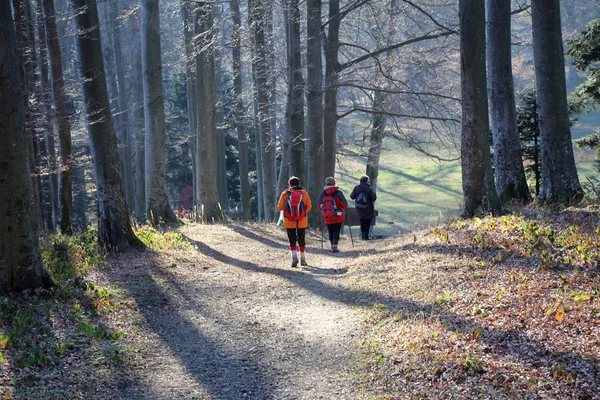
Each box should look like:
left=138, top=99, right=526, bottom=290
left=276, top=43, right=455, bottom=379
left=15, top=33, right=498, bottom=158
left=214, top=51, right=229, bottom=210
left=194, top=2, right=221, bottom=222
left=531, top=0, right=582, bottom=203
left=43, top=0, right=73, bottom=234
left=486, top=0, right=531, bottom=204
left=249, top=0, right=276, bottom=222
left=323, top=0, right=340, bottom=179
left=37, top=0, right=58, bottom=231
left=306, top=0, right=324, bottom=221
left=70, top=0, right=140, bottom=250
left=285, top=0, right=305, bottom=181
left=366, top=90, right=386, bottom=192
left=141, top=0, right=177, bottom=225
left=131, top=15, right=146, bottom=222
left=182, top=1, right=197, bottom=217
left=0, top=0, right=52, bottom=290
left=459, top=0, right=501, bottom=217
left=110, top=0, right=135, bottom=212
left=13, top=0, right=43, bottom=231
left=231, top=0, right=251, bottom=219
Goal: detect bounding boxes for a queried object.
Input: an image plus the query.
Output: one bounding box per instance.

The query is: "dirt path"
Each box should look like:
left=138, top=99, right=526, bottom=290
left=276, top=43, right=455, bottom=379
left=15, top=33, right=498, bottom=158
left=100, top=223, right=373, bottom=400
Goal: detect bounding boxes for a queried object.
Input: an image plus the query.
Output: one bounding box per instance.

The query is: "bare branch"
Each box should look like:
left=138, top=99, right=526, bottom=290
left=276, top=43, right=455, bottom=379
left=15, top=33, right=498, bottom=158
left=340, top=83, right=461, bottom=102
left=340, top=30, right=456, bottom=70
left=337, top=107, right=460, bottom=123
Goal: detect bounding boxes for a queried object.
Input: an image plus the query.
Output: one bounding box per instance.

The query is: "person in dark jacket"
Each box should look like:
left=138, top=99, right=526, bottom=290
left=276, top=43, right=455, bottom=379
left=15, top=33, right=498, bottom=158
left=316, top=177, right=348, bottom=253
left=350, top=175, right=377, bottom=240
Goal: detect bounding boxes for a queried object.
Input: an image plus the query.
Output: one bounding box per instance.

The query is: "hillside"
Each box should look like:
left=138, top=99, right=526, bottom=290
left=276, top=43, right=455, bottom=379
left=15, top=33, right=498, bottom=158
left=1, top=209, right=599, bottom=399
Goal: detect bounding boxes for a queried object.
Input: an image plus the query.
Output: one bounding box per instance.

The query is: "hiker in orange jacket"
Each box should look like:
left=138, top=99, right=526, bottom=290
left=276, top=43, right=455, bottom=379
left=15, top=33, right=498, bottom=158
left=277, top=176, right=312, bottom=267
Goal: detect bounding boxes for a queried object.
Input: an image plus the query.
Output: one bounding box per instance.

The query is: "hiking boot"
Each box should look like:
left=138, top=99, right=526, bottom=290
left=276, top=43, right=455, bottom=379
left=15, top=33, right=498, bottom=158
left=291, top=254, right=299, bottom=268
left=331, top=245, right=339, bottom=253
left=300, top=259, right=308, bottom=266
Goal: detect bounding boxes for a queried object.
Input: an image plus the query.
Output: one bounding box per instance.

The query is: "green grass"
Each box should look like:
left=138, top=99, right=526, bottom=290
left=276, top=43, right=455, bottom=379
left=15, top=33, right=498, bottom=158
left=336, top=120, right=599, bottom=235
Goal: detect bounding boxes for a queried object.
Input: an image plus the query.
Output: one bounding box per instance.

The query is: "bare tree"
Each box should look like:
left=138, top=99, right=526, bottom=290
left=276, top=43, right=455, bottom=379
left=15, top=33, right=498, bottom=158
left=486, top=0, right=530, bottom=203
left=306, top=0, right=324, bottom=221
left=531, top=0, right=582, bottom=203
left=249, top=0, right=276, bottom=221
left=231, top=0, right=251, bottom=219
left=70, top=0, right=140, bottom=250
left=141, top=0, right=178, bottom=224
left=0, top=0, right=52, bottom=290
left=459, top=0, right=501, bottom=217
left=194, top=1, right=222, bottom=222
left=43, top=0, right=73, bottom=234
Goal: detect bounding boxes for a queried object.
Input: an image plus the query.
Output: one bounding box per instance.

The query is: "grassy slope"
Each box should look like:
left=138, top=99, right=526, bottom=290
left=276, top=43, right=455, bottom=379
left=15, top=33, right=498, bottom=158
left=336, top=116, right=597, bottom=236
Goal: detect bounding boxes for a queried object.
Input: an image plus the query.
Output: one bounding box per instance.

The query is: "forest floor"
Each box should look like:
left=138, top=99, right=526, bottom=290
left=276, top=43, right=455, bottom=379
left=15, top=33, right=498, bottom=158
left=1, top=207, right=600, bottom=399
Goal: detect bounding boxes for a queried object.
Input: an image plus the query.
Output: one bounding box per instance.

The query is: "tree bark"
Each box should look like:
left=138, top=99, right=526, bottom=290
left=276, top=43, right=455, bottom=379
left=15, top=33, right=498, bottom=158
left=531, top=0, right=582, bottom=204
left=182, top=1, right=197, bottom=217
left=306, top=0, right=324, bottom=222
left=231, top=0, right=250, bottom=219
left=249, top=0, right=277, bottom=221
left=70, top=0, right=140, bottom=250
left=43, top=0, right=73, bottom=234
left=366, top=90, right=386, bottom=192
left=285, top=0, right=305, bottom=181
left=131, top=14, right=146, bottom=222
left=36, top=0, right=58, bottom=231
left=459, top=0, right=501, bottom=217
left=194, top=2, right=221, bottom=222
left=0, top=0, right=52, bottom=290
left=110, top=0, right=135, bottom=212
left=141, top=0, right=177, bottom=225
left=486, top=0, right=530, bottom=204
left=323, top=0, right=340, bottom=179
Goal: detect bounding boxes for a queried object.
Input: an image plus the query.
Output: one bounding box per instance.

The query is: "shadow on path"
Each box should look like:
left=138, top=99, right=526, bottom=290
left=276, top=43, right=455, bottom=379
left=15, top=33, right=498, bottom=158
left=182, top=234, right=599, bottom=394
left=109, top=251, right=274, bottom=400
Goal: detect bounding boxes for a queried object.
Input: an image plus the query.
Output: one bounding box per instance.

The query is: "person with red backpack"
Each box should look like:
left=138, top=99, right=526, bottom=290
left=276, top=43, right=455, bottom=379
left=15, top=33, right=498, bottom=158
left=316, top=177, right=348, bottom=253
left=277, top=176, right=312, bottom=267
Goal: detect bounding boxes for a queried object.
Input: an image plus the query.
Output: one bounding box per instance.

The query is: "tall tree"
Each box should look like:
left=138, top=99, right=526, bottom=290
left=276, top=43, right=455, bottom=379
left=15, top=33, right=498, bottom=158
left=531, top=0, right=582, bottom=203
left=36, top=0, right=59, bottom=231
left=141, top=0, right=177, bottom=224
left=194, top=2, right=221, bottom=222
left=486, top=0, right=530, bottom=203
left=231, top=0, right=251, bottom=219
left=13, top=0, right=42, bottom=229
left=0, top=0, right=52, bottom=290
left=70, top=0, right=140, bottom=250
left=323, top=0, right=340, bottom=179
left=249, top=0, right=276, bottom=221
left=459, top=0, right=501, bottom=217
left=306, top=0, right=324, bottom=221
left=43, top=0, right=73, bottom=234
left=285, top=0, right=305, bottom=181
left=131, top=14, right=146, bottom=222
left=110, top=0, right=135, bottom=212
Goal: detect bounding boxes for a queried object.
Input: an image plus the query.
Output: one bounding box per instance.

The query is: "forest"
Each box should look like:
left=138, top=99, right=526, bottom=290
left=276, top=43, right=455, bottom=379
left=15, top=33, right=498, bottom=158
left=2, top=0, right=600, bottom=398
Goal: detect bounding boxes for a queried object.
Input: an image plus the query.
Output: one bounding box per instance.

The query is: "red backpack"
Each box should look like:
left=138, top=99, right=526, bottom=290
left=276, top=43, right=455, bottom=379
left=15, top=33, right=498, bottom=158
left=284, top=190, right=306, bottom=221
left=320, top=194, right=337, bottom=219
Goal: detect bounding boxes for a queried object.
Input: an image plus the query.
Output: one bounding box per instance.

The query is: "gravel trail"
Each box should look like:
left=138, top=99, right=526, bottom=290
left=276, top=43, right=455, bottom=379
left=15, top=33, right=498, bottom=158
left=103, top=223, right=367, bottom=400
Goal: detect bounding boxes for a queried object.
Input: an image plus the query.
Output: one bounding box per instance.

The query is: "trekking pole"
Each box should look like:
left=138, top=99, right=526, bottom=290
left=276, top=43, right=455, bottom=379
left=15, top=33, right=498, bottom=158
left=349, top=225, right=354, bottom=247
left=321, top=221, right=324, bottom=253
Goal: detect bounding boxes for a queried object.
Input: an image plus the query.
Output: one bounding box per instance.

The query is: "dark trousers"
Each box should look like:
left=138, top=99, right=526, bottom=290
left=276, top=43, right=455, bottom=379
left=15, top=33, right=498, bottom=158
left=360, top=219, right=372, bottom=239
left=326, top=223, right=342, bottom=245
left=286, top=228, right=306, bottom=247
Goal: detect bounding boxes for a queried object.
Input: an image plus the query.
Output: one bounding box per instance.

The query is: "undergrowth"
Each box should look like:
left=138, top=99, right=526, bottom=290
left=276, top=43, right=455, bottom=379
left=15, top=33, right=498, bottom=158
left=0, top=228, right=126, bottom=399
left=134, top=225, right=194, bottom=251
left=354, top=207, right=600, bottom=399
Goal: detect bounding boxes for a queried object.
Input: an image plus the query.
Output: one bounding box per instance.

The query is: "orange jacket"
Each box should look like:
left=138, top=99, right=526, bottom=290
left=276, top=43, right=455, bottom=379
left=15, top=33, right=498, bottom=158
left=277, top=187, right=312, bottom=229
